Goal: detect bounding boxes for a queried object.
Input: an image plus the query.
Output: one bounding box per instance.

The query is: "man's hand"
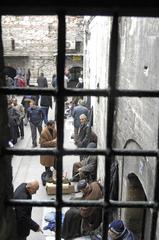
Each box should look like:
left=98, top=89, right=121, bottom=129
left=78, top=168, right=82, bottom=172
left=37, top=227, right=43, bottom=233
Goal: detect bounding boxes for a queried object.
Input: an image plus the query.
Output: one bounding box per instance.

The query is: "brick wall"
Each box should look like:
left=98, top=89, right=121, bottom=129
left=2, top=16, right=84, bottom=84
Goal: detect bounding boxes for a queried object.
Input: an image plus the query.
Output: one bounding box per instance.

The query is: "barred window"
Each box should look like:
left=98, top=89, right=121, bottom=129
left=0, top=3, right=159, bottom=240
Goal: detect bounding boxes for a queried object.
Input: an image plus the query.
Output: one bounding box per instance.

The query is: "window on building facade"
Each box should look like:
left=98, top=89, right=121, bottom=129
left=11, top=38, right=15, bottom=51
left=75, top=41, right=82, bottom=52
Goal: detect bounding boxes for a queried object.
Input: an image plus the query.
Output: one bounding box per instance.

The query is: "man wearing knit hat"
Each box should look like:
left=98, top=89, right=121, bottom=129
left=108, top=220, right=136, bottom=240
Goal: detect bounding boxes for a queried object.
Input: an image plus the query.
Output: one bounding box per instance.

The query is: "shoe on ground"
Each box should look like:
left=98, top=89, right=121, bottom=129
left=21, top=136, right=24, bottom=140
left=69, top=176, right=79, bottom=182
left=8, top=141, right=14, bottom=148
left=45, top=175, right=53, bottom=183
left=32, top=144, right=37, bottom=148
left=71, top=134, right=74, bottom=139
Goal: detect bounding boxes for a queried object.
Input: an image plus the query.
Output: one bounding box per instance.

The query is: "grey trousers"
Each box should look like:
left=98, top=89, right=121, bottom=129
left=30, top=122, right=42, bottom=146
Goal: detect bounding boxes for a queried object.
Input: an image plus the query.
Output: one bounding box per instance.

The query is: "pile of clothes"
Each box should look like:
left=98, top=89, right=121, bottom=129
left=43, top=211, right=65, bottom=231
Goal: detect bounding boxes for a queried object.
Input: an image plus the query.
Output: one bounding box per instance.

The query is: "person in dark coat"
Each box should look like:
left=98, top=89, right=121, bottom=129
left=7, top=98, right=20, bottom=146
left=72, top=99, right=89, bottom=144
left=40, top=95, right=52, bottom=124
left=108, top=220, right=136, bottom=240
left=70, top=142, right=97, bottom=182
left=62, top=180, right=103, bottom=239
left=27, top=100, right=44, bottom=147
left=77, top=113, right=91, bottom=147
left=76, top=77, right=84, bottom=88
left=37, top=72, right=48, bottom=88
left=14, top=180, right=42, bottom=240
left=12, top=98, right=25, bottom=139
left=6, top=74, right=14, bottom=87
left=21, top=95, right=37, bottom=126
left=51, top=74, right=57, bottom=88
left=62, top=207, right=82, bottom=240
left=78, top=180, right=103, bottom=235
left=26, top=68, right=31, bottom=86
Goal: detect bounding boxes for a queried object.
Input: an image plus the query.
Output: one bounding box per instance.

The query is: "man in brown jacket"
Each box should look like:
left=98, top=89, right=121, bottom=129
left=78, top=180, right=103, bottom=235
left=62, top=180, right=103, bottom=239
left=39, top=120, right=57, bottom=181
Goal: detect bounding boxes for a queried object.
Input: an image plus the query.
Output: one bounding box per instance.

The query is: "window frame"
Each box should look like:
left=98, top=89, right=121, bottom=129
left=0, top=5, right=159, bottom=240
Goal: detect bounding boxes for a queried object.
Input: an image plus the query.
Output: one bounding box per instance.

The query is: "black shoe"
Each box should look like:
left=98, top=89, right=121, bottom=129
left=69, top=176, right=79, bottom=182
left=45, top=170, right=53, bottom=183
left=32, top=143, right=37, bottom=148
left=21, top=136, right=24, bottom=140
left=45, top=176, right=53, bottom=183
left=41, top=171, right=47, bottom=186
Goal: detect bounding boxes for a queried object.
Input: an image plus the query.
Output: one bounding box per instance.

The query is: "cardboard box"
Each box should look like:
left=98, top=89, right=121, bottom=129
left=46, top=183, right=75, bottom=195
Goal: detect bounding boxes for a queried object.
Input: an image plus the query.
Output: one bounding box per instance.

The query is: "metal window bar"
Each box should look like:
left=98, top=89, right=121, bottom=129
left=0, top=6, right=159, bottom=240
left=55, top=13, right=65, bottom=239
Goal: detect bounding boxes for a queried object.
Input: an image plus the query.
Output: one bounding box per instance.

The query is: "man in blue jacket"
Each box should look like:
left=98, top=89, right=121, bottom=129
left=27, top=100, right=44, bottom=147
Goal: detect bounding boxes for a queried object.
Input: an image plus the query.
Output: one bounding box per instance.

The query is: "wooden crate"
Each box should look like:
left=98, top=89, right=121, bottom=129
left=46, top=183, right=75, bottom=195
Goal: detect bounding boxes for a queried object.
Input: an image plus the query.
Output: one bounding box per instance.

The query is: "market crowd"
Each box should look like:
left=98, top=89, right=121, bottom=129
left=7, top=70, right=136, bottom=240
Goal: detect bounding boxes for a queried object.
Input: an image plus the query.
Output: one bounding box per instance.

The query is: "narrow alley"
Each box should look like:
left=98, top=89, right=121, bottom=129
left=11, top=96, right=80, bottom=240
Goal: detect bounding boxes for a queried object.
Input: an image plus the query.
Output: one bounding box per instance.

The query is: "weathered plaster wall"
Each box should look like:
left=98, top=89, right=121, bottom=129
left=84, top=16, right=159, bottom=239
left=83, top=16, right=112, bottom=182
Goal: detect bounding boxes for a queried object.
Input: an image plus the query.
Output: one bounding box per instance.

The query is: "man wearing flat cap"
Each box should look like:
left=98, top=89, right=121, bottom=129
left=62, top=180, right=103, bottom=239
left=70, top=142, right=97, bottom=182
left=108, top=220, right=136, bottom=240
left=77, top=180, right=103, bottom=235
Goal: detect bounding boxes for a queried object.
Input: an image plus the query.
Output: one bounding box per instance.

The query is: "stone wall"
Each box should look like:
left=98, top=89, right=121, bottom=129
left=83, top=16, right=111, bottom=182
left=2, top=16, right=84, bottom=84
left=84, top=16, right=159, bottom=239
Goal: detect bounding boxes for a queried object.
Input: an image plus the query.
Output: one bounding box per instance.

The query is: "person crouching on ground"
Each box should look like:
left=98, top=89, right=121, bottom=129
left=27, top=100, right=44, bottom=148
left=62, top=179, right=103, bottom=239
left=70, top=142, right=97, bottom=182
left=39, top=120, right=57, bottom=182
